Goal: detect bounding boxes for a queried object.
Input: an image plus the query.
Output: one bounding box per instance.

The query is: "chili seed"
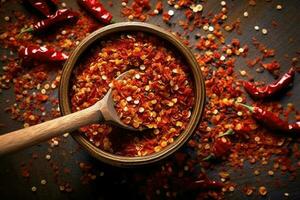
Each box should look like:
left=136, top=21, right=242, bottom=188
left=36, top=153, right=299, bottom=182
left=284, top=193, right=289, bottom=197
left=128, top=15, right=133, bottom=20
left=138, top=107, right=145, bottom=113
left=41, top=179, right=47, bottom=185
left=121, top=2, right=126, bottom=6
left=203, top=25, right=209, bottom=31
left=254, top=170, right=260, bottom=175
left=63, top=133, right=69, bottom=137
left=153, top=9, right=159, bottom=14
left=31, top=186, right=37, bottom=192
left=45, top=154, right=51, bottom=160
left=140, top=65, right=146, bottom=70
left=229, top=186, right=235, bottom=192
left=268, top=170, right=274, bottom=176
left=154, top=146, right=161, bottom=152
left=220, top=1, right=226, bottom=6
left=208, top=26, right=214, bottom=32
left=236, top=97, right=243, bottom=103
left=243, top=11, right=248, bottom=17
left=262, top=28, right=268, bottom=35
left=101, top=75, right=107, bottom=80
left=174, top=4, right=179, bottom=9
left=134, top=73, right=141, bottom=79
left=160, top=141, right=167, bottom=147
left=59, top=185, right=65, bottom=191
left=240, top=70, right=247, bottom=76
left=41, top=89, right=46, bottom=94
left=254, top=25, right=260, bottom=31
left=4, top=16, right=10, bottom=21
left=276, top=4, right=283, bottom=10
left=44, top=84, right=50, bottom=90
left=134, top=99, right=140, bottom=105
left=190, top=4, right=203, bottom=13
left=51, top=83, right=57, bottom=89
left=168, top=10, right=174, bottom=16
left=126, top=96, right=132, bottom=102
left=61, top=2, right=67, bottom=7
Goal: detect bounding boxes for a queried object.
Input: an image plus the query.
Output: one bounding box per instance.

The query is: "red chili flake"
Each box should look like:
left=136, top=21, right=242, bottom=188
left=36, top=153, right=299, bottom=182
left=162, top=12, right=171, bottom=23
left=36, top=93, right=49, bottom=102
left=155, top=1, right=163, bottom=13
left=271, top=20, right=278, bottom=28
left=249, top=0, right=256, bottom=6
left=261, top=60, right=280, bottom=72
left=247, top=57, right=261, bottom=67
left=185, top=9, right=194, bottom=20
left=121, top=0, right=151, bottom=21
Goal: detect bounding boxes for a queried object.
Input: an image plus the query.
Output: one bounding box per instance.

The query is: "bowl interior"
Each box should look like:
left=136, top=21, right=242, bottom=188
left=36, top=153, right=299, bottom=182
left=59, top=22, right=205, bottom=167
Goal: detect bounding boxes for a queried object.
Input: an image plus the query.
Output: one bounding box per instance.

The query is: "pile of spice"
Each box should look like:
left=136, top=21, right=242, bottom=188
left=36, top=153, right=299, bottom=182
left=0, top=0, right=299, bottom=199
left=70, top=32, right=194, bottom=156
left=112, top=69, right=193, bottom=130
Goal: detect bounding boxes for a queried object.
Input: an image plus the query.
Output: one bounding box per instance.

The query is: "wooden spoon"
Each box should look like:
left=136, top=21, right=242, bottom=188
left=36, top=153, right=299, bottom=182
left=0, top=70, right=137, bottom=155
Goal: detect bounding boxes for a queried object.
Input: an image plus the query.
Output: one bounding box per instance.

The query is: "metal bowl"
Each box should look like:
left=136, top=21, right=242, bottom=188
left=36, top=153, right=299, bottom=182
left=59, top=22, right=205, bottom=167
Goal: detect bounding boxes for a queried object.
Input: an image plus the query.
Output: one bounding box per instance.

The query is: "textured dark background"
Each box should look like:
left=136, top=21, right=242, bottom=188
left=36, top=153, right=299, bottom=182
left=0, top=0, right=300, bottom=199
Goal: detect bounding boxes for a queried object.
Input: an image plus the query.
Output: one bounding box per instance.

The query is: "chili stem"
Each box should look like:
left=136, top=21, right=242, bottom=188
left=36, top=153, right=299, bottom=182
left=217, top=129, right=234, bottom=138
left=19, top=27, right=34, bottom=35
left=237, top=103, right=254, bottom=113
left=202, top=154, right=213, bottom=161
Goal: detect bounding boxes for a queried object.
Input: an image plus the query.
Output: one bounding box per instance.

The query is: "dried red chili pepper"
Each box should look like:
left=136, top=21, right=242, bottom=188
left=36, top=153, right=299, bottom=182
left=19, top=45, right=68, bottom=62
left=244, top=67, right=295, bottom=99
left=19, top=9, right=79, bottom=34
left=239, top=103, right=300, bottom=134
left=78, top=0, right=113, bottom=24
left=24, top=0, right=52, bottom=17
left=203, top=129, right=234, bottom=160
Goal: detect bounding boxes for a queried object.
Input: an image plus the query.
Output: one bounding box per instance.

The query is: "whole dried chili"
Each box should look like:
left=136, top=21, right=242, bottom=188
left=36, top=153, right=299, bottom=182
left=238, top=103, right=300, bottom=134
left=19, top=45, right=68, bottom=62
left=19, top=9, right=79, bottom=34
left=203, top=129, right=234, bottom=160
left=78, top=0, right=113, bottom=24
left=24, top=0, right=52, bottom=17
left=244, top=67, right=295, bottom=99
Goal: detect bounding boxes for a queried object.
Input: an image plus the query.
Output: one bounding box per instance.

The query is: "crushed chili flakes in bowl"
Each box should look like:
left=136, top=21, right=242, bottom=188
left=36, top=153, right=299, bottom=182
left=112, top=68, right=194, bottom=132
left=70, top=32, right=195, bottom=156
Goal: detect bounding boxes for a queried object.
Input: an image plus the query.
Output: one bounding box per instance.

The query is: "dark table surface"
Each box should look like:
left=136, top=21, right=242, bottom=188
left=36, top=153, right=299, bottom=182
left=0, top=0, right=300, bottom=199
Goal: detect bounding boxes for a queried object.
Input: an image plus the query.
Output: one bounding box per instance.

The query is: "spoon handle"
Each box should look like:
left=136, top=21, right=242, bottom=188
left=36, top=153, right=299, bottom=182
left=0, top=101, right=103, bottom=155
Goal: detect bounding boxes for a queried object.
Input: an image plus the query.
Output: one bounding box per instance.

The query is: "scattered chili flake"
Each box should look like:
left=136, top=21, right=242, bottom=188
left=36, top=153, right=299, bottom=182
left=261, top=60, right=280, bottom=72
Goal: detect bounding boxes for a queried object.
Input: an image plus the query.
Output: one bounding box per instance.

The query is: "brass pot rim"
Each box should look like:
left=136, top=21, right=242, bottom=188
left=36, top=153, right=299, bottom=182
left=59, top=22, right=206, bottom=167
